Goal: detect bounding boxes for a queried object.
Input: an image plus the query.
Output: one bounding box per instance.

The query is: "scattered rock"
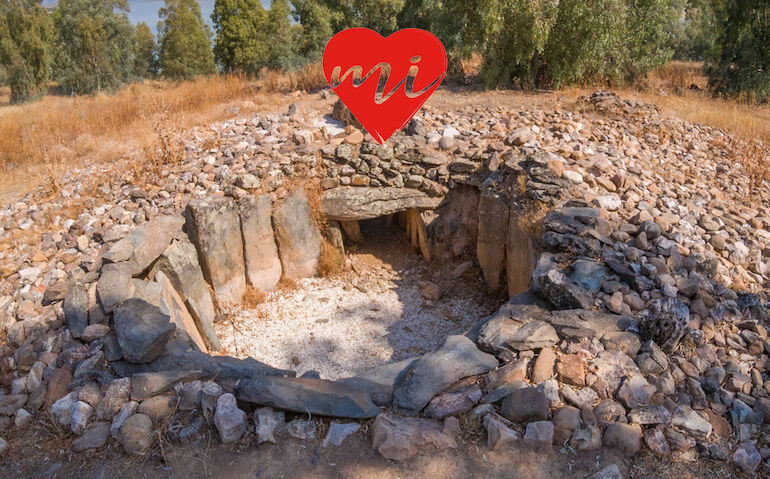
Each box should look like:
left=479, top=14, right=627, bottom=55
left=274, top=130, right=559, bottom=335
left=500, top=388, right=549, bottom=423
left=72, top=422, right=110, bottom=451
left=113, top=299, right=175, bottom=364
left=286, top=419, right=317, bottom=440
left=323, top=422, right=360, bottom=447
left=603, top=423, right=642, bottom=456
left=255, top=407, right=284, bottom=444
left=371, top=413, right=459, bottom=461
left=119, top=413, right=153, bottom=454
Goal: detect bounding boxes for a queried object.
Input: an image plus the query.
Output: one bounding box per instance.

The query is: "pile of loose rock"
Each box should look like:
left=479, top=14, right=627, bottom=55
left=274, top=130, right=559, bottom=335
left=1, top=90, right=769, bottom=477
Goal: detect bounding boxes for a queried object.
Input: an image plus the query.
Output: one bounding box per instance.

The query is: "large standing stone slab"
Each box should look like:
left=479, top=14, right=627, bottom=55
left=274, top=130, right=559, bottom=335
left=272, top=191, right=322, bottom=279
left=507, top=213, right=536, bottom=297
left=237, top=376, right=379, bottom=418
left=156, top=270, right=214, bottom=352
left=393, top=335, right=498, bottom=415
left=114, top=298, right=175, bottom=364
left=185, top=197, right=246, bottom=307
left=152, top=237, right=218, bottom=349
left=238, top=195, right=282, bottom=291
left=477, top=189, right=509, bottom=292
left=321, top=187, right=443, bottom=221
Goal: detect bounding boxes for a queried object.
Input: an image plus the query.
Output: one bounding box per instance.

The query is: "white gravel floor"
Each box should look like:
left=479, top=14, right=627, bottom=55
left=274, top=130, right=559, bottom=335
left=214, top=234, right=500, bottom=380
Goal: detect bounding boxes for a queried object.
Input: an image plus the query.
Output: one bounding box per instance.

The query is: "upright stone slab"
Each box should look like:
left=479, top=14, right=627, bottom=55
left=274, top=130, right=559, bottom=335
left=339, top=220, right=363, bottom=243
left=152, top=237, right=218, bottom=348
left=272, top=191, right=322, bottom=279
left=156, top=270, right=211, bottom=352
left=507, top=212, right=535, bottom=297
left=477, top=189, right=509, bottom=292
left=237, top=195, right=282, bottom=291
left=185, top=197, right=246, bottom=307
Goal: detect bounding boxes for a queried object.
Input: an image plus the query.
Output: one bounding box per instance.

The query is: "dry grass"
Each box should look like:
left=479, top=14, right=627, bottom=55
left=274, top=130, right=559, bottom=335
left=317, top=238, right=345, bottom=277
left=258, top=63, right=326, bottom=94
left=0, top=64, right=328, bottom=201
left=276, top=276, right=299, bottom=291
left=0, top=74, right=302, bottom=199
left=241, top=285, right=267, bottom=309
left=559, top=62, right=770, bottom=144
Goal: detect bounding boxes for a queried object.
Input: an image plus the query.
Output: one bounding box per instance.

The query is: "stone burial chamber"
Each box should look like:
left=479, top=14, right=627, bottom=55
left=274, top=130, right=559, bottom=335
left=11, top=92, right=767, bottom=469
left=49, top=165, right=549, bottom=421
left=29, top=142, right=597, bottom=458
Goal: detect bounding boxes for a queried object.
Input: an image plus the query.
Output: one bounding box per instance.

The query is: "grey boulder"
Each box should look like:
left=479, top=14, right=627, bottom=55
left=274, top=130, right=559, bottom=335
left=114, top=299, right=175, bottom=364
left=393, top=335, right=498, bottom=415
left=237, top=376, right=379, bottom=418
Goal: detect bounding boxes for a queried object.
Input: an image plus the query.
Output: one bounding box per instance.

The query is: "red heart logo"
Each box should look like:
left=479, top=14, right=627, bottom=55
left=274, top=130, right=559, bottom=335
left=323, top=28, right=447, bottom=144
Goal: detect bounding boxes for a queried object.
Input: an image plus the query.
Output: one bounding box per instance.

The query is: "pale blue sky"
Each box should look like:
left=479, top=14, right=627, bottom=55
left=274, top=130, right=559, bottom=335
left=127, top=0, right=271, bottom=33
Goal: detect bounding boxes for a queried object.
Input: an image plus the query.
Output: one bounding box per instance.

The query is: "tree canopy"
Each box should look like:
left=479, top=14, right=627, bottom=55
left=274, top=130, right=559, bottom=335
left=52, top=0, right=134, bottom=94
left=158, top=0, right=217, bottom=79
left=0, top=0, right=53, bottom=103
left=133, top=21, right=157, bottom=79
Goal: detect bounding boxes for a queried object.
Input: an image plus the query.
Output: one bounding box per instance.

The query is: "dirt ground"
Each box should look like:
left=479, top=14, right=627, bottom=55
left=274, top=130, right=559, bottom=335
left=0, top=412, right=744, bottom=479
left=0, top=413, right=620, bottom=479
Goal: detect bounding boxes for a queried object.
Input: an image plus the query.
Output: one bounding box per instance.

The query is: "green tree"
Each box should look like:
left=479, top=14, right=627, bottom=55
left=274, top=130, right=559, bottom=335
left=397, top=0, right=486, bottom=77
left=158, top=0, right=216, bottom=79
left=477, top=0, right=560, bottom=88
left=333, top=0, right=406, bottom=34
left=133, top=21, right=157, bottom=79
left=672, top=0, right=721, bottom=60
left=52, top=0, right=134, bottom=94
left=625, top=0, right=682, bottom=78
left=0, top=0, right=53, bottom=103
left=267, top=0, right=302, bottom=70
left=291, top=0, right=335, bottom=61
left=212, top=0, right=269, bottom=74
left=405, top=0, right=682, bottom=88
left=291, top=0, right=405, bottom=61
left=707, top=0, right=770, bottom=102
left=543, top=0, right=630, bottom=87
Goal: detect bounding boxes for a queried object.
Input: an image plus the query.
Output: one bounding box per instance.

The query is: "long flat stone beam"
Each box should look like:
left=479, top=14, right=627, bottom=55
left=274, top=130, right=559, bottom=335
left=321, top=187, right=444, bottom=221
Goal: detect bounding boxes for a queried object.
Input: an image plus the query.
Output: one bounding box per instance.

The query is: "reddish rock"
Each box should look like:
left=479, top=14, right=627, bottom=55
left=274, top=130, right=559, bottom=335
left=704, top=409, right=731, bottom=438
left=424, top=384, right=482, bottom=419
left=45, top=367, right=72, bottom=409
left=557, top=354, right=585, bottom=386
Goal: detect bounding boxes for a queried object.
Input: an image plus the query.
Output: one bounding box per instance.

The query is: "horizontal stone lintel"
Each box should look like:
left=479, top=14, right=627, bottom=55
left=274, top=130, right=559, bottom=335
left=321, top=187, right=444, bottom=221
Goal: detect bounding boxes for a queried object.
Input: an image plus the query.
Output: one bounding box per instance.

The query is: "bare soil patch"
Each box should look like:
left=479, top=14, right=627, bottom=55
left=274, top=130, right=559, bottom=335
left=216, top=217, right=502, bottom=379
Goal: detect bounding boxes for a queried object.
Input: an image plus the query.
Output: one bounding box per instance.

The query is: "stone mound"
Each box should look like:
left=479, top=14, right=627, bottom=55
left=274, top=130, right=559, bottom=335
left=1, top=90, right=769, bottom=475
